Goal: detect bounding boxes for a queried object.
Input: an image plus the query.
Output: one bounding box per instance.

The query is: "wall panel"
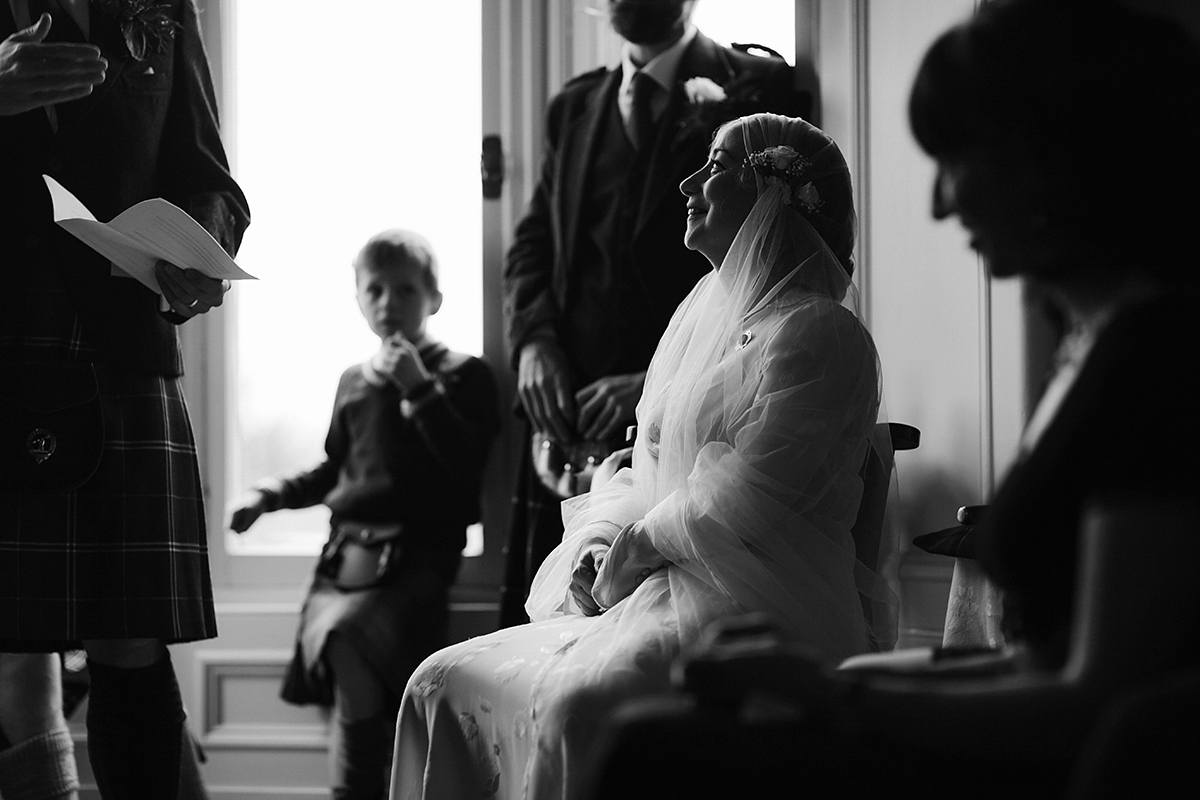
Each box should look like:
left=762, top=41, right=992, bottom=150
left=860, top=0, right=983, bottom=647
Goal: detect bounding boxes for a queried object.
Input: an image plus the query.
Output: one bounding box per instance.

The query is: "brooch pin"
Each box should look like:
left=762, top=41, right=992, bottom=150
left=736, top=330, right=754, bottom=350
left=26, top=428, right=56, bottom=464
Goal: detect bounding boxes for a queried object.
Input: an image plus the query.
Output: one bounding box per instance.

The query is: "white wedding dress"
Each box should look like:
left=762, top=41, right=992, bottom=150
left=390, top=115, right=895, bottom=800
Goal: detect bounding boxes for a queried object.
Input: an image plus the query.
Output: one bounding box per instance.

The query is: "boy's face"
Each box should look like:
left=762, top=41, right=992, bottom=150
left=355, top=259, right=442, bottom=342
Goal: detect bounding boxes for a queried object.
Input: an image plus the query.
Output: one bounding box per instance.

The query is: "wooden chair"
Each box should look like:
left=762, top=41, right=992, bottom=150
left=850, top=422, right=921, bottom=642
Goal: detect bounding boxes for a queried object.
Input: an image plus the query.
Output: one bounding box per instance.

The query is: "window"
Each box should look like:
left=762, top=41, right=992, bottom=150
left=221, top=0, right=794, bottom=558
left=227, top=1, right=482, bottom=555
left=693, top=0, right=794, bottom=64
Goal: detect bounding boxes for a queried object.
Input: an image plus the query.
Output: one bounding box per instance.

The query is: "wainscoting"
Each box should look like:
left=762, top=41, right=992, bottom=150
left=64, top=589, right=498, bottom=798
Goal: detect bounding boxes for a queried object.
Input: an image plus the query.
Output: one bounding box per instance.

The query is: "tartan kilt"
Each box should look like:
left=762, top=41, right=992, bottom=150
left=281, top=547, right=460, bottom=706
left=0, top=362, right=217, bottom=650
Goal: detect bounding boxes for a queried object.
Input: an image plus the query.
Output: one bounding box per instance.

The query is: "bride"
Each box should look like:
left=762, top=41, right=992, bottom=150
left=390, top=113, right=894, bottom=800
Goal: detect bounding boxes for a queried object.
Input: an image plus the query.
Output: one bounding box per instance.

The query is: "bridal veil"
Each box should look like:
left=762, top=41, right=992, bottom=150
left=527, top=114, right=897, bottom=660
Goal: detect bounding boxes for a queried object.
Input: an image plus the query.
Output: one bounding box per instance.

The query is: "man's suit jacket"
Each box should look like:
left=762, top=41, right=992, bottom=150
left=0, top=0, right=249, bottom=376
left=503, top=31, right=808, bottom=381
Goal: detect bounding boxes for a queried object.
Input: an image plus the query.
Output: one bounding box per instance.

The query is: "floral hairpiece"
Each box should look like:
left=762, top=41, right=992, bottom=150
left=744, top=145, right=823, bottom=214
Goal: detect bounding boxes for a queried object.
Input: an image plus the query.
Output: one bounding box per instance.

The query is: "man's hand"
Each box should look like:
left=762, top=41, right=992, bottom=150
left=0, top=15, right=107, bottom=117
left=570, top=538, right=610, bottom=616
left=373, top=334, right=431, bottom=392
left=574, top=372, right=645, bottom=441
left=517, top=337, right=575, bottom=442
left=592, top=520, right=665, bottom=609
left=226, top=490, right=269, bottom=534
left=156, top=262, right=230, bottom=319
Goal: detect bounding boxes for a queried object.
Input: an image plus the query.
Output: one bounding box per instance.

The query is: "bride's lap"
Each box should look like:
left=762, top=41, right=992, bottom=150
left=405, top=615, right=596, bottom=703
left=395, top=578, right=680, bottom=799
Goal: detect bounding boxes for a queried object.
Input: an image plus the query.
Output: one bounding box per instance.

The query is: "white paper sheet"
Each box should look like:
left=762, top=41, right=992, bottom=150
left=43, top=174, right=256, bottom=294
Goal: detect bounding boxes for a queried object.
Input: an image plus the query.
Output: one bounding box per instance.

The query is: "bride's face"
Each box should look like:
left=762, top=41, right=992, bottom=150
left=680, top=126, right=758, bottom=268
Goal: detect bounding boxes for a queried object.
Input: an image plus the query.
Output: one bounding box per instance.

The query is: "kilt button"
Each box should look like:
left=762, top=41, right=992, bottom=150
left=26, top=428, right=57, bottom=464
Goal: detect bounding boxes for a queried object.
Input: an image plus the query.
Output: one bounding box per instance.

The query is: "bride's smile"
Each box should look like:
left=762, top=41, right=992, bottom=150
left=679, top=127, right=757, bottom=268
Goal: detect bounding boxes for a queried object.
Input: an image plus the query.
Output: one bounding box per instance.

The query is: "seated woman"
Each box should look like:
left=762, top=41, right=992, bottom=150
left=390, top=114, right=895, bottom=799
left=589, top=1, right=1200, bottom=798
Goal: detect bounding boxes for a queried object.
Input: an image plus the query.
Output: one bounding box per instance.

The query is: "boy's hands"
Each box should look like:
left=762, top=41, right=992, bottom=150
left=227, top=490, right=269, bottom=533
left=372, top=333, right=431, bottom=392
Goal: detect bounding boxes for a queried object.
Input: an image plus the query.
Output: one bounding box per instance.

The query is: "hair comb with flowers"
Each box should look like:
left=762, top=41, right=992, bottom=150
left=744, top=146, right=823, bottom=214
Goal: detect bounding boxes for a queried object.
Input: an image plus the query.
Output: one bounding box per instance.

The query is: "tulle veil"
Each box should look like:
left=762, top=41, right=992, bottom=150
left=526, top=113, right=899, bottom=663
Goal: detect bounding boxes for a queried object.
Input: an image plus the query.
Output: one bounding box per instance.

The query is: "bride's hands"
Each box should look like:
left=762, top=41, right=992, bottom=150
left=570, top=537, right=610, bottom=617
left=593, top=521, right=666, bottom=609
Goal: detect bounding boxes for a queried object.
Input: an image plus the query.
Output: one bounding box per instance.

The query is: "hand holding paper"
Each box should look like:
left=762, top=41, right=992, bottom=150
left=43, top=174, right=256, bottom=296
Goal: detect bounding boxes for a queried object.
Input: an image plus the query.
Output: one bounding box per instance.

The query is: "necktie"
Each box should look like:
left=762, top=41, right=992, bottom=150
left=629, top=72, right=657, bottom=151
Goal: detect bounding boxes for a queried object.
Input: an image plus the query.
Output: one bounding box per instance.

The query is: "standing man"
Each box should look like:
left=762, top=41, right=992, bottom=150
left=0, top=1, right=248, bottom=797
left=501, top=0, right=810, bottom=626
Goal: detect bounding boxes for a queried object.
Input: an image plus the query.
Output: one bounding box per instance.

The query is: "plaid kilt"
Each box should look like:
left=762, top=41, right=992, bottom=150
left=281, top=548, right=460, bottom=706
left=0, top=294, right=216, bottom=651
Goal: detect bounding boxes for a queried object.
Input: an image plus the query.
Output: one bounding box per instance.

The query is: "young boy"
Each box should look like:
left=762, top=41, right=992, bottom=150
left=227, top=229, right=500, bottom=800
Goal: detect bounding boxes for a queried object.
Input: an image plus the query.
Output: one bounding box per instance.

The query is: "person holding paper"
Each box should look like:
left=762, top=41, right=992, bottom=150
left=0, top=2, right=249, bottom=798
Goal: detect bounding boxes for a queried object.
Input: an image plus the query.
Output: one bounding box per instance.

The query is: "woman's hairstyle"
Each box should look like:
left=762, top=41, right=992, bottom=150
left=909, top=0, right=1200, bottom=277
left=353, top=229, right=439, bottom=294
left=720, top=113, right=857, bottom=277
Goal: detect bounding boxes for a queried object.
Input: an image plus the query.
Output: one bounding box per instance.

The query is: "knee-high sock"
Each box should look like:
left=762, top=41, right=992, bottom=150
left=0, top=726, right=80, bottom=800
left=177, top=727, right=210, bottom=800
left=330, top=714, right=394, bottom=800
left=86, top=654, right=185, bottom=799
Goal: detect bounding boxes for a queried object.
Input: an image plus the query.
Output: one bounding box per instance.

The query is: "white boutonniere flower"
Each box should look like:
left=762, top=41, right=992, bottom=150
left=683, top=76, right=728, bottom=105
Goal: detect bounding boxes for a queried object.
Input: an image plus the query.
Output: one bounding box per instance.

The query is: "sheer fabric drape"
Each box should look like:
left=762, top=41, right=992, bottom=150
left=528, top=114, right=895, bottom=656
left=392, top=115, right=895, bottom=800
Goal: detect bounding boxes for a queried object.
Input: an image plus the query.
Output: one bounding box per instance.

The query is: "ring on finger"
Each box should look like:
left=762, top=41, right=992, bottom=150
left=187, top=299, right=199, bottom=308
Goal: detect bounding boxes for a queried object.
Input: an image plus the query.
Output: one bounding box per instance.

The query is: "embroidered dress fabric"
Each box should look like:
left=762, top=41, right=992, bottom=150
left=391, top=115, right=894, bottom=800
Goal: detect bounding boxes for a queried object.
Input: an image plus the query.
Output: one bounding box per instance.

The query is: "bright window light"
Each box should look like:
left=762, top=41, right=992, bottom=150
left=692, top=1, right=795, bottom=64
left=227, top=1, right=482, bottom=555
left=224, top=1, right=792, bottom=556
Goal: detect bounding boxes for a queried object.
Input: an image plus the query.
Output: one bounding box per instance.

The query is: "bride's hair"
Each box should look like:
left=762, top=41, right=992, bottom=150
left=908, top=0, right=1200, bottom=281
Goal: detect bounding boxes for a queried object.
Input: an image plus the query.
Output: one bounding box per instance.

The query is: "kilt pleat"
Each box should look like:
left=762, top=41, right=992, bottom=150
left=1, top=292, right=216, bottom=650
